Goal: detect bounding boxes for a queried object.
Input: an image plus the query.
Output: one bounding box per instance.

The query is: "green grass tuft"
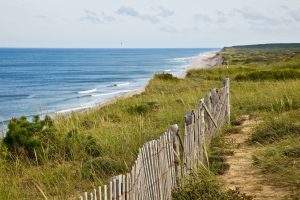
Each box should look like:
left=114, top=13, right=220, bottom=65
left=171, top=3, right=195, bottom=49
left=235, top=70, right=300, bottom=81
left=249, top=112, right=300, bottom=144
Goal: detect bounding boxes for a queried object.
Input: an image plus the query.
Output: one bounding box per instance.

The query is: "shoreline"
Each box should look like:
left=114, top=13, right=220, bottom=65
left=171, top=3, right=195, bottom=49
left=56, top=51, right=221, bottom=115
left=0, top=51, right=221, bottom=137
left=187, top=51, right=224, bottom=71
left=180, top=51, right=221, bottom=78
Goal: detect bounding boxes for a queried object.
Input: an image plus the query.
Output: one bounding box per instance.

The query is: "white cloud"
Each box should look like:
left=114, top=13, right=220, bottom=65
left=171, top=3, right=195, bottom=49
left=116, top=6, right=160, bottom=24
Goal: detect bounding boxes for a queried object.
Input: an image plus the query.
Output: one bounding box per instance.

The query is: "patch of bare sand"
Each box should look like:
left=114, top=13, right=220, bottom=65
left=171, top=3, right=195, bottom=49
left=220, top=115, right=291, bottom=200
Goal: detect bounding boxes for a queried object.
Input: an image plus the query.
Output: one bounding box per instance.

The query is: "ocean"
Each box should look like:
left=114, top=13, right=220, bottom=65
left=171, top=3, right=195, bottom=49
left=0, top=48, right=217, bottom=134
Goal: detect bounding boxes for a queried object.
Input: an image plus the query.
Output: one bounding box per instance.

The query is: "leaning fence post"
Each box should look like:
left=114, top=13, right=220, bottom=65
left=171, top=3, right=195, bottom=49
left=224, top=78, right=230, bottom=125
left=170, top=124, right=181, bottom=186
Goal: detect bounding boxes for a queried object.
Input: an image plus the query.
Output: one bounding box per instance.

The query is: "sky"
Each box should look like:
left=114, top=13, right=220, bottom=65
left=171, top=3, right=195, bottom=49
left=0, top=0, right=300, bottom=48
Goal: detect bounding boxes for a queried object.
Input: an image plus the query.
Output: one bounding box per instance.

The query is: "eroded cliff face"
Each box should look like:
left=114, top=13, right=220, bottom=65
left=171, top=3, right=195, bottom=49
left=208, top=53, right=226, bottom=66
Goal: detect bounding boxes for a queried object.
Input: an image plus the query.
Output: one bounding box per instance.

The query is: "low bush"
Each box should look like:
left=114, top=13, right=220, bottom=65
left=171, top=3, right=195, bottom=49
left=154, top=73, right=179, bottom=81
left=3, top=115, right=54, bottom=159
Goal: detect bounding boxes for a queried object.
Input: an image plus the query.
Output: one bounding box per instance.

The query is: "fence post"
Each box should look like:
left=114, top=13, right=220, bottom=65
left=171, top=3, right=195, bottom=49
left=199, top=99, right=205, bottom=163
left=184, top=111, right=194, bottom=175
left=224, top=78, right=230, bottom=125
left=170, top=124, right=181, bottom=186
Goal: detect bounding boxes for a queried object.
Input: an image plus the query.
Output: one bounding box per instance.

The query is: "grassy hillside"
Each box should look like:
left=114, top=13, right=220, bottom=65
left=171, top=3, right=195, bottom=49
left=0, top=44, right=300, bottom=199
left=179, top=44, right=300, bottom=199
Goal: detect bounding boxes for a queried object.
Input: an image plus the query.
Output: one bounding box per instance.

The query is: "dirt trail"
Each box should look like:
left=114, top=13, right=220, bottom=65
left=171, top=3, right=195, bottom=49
left=220, top=115, right=290, bottom=200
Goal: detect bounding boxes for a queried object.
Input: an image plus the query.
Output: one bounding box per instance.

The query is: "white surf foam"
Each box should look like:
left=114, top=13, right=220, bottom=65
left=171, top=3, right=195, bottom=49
left=168, top=56, right=198, bottom=64
left=92, top=90, right=133, bottom=97
left=117, top=82, right=131, bottom=87
left=78, top=88, right=97, bottom=94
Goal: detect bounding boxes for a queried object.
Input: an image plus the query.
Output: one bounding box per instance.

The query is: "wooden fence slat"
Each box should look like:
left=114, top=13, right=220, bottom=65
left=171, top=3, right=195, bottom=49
left=109, top=181, right=113, bottom=200
left=224, top=78, right=230, bottom=124
left=122, top=175, right=125, bottom=199
left=94, top=188, right=97, bottom=200
left=84, top=192, right=88, bottom=200
left=98, top=186, right=102, bottom=200
left=90, top=192, right=93, bottom=200
left=104, top=185, right=107, bottom=200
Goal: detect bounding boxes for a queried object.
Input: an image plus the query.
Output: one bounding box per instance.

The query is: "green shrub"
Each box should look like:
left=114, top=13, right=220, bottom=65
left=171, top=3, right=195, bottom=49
left=235, top=70, right=300, bottom=81
left=3, top=115, right=54, bottom=159
left=154, top=73, right=179, bottom=81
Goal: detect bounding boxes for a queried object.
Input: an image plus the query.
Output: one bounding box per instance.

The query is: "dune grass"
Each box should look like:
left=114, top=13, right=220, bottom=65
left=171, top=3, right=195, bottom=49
left=251, top=109, right=300, bottom=198
left=1, top=44, right=300, bottom=199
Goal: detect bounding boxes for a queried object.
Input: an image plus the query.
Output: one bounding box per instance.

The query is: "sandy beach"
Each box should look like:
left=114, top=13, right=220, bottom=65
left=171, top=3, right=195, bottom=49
left=180, top=51, right=224, bottom=78
left=189, top=52, right=224, bottom=69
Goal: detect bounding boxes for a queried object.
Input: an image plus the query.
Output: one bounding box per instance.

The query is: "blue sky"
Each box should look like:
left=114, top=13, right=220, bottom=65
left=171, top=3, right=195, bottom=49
left=0, top=0, right=299, bottom=48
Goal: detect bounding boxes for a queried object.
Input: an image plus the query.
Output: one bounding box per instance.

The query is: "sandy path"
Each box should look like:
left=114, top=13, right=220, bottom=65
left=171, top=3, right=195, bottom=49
left=220, top=115, right=291, bottom=200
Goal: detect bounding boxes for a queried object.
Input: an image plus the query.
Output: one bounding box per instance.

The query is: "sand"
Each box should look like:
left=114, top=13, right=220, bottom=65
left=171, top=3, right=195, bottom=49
left=180, top=51, right=224, bottom=78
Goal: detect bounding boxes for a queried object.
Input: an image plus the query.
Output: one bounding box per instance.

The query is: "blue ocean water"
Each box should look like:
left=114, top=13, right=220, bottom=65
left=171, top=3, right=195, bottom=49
left=0, top=48, right=217, bottom=124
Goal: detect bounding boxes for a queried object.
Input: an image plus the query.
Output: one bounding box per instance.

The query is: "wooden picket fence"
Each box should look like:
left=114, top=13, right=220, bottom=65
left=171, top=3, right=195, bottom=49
left=79, top=78, right=230, bottom=200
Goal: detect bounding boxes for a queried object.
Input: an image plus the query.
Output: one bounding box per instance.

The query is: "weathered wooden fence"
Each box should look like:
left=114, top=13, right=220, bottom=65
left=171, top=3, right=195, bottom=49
left=79, top=78, right=230, bottom=200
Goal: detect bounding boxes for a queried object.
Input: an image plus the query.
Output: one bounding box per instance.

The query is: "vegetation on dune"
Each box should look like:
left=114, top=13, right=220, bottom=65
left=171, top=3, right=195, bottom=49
left=250, top=110, right=300, bottom=198
left=172, top=167, right=253, bottom=200
left=249, top=111, right=300, bottom=144
left=3, top=115, right=54, bottom=160
left=0, top=73, right=218, bottom=199
left=235, top=70, right=300, bottom=81
left=208, top=133, right=233, bottom=176
left=154, top=72, right=180, bottom=81
left=1, top=44, right=300, bottom=199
